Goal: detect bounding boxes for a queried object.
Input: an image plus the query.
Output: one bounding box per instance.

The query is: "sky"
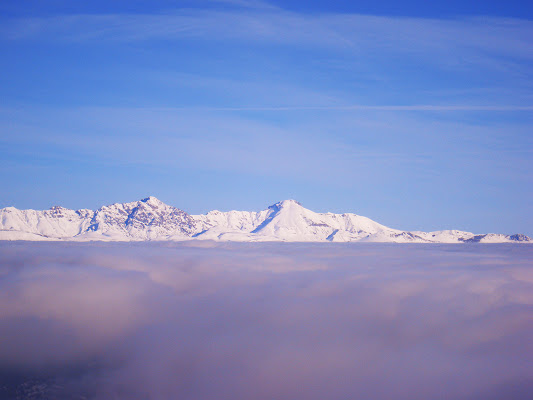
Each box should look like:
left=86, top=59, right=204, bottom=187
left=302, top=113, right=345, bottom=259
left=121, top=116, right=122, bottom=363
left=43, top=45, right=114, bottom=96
left=0, top=0, right=531, bottom=235
left=1, top=242, right=532, bottom=399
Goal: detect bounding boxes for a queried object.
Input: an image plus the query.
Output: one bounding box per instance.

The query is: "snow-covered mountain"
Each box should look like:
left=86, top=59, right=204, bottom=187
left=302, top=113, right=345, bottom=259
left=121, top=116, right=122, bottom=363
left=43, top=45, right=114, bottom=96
left=192, top=200, right=394, bottom=242
left=0, top=197, right=530, bottom=243
left=0, top=197, right=195, bottom=241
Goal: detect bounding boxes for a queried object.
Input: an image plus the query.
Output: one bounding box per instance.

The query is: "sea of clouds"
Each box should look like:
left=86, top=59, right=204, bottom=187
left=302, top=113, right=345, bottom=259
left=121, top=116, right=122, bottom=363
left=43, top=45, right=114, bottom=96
left=0, top=242, right=532, bottom=399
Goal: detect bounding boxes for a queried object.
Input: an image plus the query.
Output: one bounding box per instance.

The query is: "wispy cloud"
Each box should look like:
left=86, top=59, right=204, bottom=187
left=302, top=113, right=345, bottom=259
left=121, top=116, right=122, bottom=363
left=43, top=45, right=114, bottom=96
left=1, top=105, right=529, bottom=179
left=208, top=0, right=281, bottom=11
left=2, top=8, right=533, bottom=64
left=1, top=105, right=531, bottom=185
left=148, top=104, right=533, bottom=111
left=1, top=3, right=532, bottom=107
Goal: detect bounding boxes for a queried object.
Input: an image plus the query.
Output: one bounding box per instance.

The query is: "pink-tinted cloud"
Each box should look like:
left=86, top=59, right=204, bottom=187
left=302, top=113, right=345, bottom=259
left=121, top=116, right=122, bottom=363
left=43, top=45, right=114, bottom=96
left=0, top=242, right=531, bottom=399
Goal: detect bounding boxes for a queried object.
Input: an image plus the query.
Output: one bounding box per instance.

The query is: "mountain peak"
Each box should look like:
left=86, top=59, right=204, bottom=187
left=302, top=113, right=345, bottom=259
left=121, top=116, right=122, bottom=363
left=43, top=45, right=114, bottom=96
left=140, top=196, right=164, bottom=206
left=271, top=199, right=303, bottom=209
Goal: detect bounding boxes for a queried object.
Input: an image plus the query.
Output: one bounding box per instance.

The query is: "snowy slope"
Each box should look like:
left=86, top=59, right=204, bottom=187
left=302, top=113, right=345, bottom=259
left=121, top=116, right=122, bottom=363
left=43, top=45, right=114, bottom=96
left=0, top=197, right=530, bottom=243
left=0, top=206, right=93, bottom=239
left=192, top=208, right=270, bottom=241
left=190, top=200, right=393, bottom=242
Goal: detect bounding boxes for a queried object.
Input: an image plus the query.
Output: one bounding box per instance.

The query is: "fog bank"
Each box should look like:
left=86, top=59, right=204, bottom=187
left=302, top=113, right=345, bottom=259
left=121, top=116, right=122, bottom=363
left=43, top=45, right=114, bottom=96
left=0, top=242, right=532, bottom=399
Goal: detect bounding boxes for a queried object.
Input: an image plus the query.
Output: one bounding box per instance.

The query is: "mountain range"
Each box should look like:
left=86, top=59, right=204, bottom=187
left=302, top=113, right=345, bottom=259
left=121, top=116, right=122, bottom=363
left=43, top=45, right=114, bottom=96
left=0, top=196, right=530, bottom=243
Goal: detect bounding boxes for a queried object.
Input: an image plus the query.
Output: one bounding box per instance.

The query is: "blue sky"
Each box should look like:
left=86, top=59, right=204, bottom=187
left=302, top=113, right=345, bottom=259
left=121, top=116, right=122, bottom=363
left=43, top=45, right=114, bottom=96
left=0, top=0, right=532, bottom=235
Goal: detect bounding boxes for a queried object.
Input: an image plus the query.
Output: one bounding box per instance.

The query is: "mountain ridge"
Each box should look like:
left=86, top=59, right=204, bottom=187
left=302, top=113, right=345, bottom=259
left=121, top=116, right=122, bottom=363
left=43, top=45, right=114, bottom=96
left=0, top=197, right=530, bottom=243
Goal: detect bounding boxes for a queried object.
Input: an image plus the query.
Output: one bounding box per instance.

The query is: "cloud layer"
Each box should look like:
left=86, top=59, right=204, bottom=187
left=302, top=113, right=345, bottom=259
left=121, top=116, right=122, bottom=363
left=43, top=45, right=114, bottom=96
left=0, top=242, right=532, bottom=399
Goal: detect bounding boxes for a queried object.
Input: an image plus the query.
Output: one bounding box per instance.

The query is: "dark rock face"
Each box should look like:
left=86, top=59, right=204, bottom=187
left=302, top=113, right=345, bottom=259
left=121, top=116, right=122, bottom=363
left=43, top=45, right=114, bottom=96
left=509, top=234, right=531, bottom=242
left=392, top=232, right=426, bottom=241
left=89, top=197, right=196, bottom=238
left=463, top=233, right=531, bottom=243
left=463, top=235, right=486, bottom=243
left=124, top=199, right=196, bottom=235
